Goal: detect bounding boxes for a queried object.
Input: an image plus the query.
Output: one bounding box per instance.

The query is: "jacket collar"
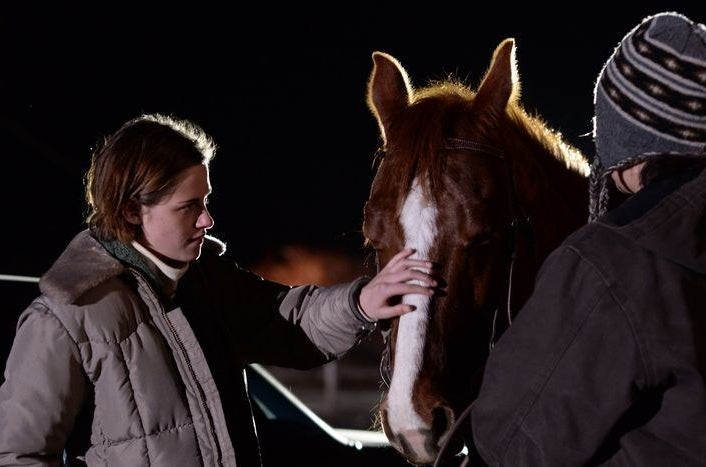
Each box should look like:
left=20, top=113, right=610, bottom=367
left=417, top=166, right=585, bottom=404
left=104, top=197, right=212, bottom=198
left=40, top=229, right=227, bottom=305
left=601, top=166, right=706, bottom=274
left=40, top=230, right=125, bottom=304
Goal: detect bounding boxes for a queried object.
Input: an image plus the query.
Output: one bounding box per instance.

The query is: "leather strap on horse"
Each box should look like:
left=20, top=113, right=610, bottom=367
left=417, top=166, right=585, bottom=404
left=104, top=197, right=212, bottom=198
left=446, top=137, right=536, bottom=348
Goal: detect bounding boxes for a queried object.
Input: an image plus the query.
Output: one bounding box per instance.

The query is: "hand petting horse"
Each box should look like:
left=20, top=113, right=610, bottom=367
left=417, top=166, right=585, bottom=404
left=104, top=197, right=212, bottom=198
left=363, top=39, right=590, bottom=465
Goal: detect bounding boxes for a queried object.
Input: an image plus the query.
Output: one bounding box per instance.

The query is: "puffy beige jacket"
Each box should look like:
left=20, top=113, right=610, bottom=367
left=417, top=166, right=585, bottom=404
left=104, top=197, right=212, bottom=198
left=0, top=230, right=374, bottom=466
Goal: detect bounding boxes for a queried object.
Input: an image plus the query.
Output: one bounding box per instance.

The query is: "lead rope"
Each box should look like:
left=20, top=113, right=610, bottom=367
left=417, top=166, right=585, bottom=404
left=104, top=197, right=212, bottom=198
left=489, top=217, right=520, bottom=350
left=379, top=328, right=392, bottom=388
left=505, top=228, right=517, bottom=328
left=489, top=308, right=499, bottom=351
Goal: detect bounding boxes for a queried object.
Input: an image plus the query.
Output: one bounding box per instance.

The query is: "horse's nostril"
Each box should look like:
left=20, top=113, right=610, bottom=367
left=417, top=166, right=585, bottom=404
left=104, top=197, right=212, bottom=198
left=431, top=405, right=455, bottom=438
left=433, top=405, right=467, bottom=460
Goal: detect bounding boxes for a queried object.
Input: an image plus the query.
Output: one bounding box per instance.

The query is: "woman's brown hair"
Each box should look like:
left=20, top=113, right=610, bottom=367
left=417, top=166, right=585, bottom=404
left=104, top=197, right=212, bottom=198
left=85, top=113, right=216, bottom=242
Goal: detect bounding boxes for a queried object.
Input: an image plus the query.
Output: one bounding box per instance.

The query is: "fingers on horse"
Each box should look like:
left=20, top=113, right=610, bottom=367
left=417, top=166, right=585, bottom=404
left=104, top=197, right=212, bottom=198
left=391, top=247, right=414, bottom=260
left=386, top=282, right=434, bottom=297
left=388, top=269, right=436, bottom=286
left=386, top=248, right=417, bottom=267
left=388, top=258, right=433, bottom=274
left=382, top=303, right=417, bottom=318
left=402, top=258, right=434, bottom=270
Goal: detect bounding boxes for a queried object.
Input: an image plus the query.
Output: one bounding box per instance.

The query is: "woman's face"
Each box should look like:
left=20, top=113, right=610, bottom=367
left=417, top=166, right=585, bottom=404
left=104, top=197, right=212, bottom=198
left=137, top=164, right=214, bottom=267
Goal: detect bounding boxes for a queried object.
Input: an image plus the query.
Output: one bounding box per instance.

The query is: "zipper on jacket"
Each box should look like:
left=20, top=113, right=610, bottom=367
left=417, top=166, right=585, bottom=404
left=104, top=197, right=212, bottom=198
left=131, top=269, right=224, bottom=466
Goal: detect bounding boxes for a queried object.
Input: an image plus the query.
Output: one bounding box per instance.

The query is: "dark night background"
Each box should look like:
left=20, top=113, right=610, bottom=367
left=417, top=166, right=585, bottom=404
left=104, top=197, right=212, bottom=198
left=2, top=1, right=703, bottom=281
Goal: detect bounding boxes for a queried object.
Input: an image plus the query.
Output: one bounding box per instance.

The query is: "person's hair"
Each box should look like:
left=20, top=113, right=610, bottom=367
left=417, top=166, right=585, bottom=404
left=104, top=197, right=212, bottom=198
left=640, top=155, right=706, bottom=188
left=85, top=113, right=217, bottom=242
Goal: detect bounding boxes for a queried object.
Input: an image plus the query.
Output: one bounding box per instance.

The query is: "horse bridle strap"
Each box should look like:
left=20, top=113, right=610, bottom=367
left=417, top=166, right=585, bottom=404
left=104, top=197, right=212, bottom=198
left=445, top=137, right=535, bottom=344
left=445, top=137, right=504, bottom=159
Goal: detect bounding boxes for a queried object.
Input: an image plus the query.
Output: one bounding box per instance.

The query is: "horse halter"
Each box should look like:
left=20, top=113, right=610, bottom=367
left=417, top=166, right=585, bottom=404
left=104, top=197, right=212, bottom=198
left=445, top=137, right=538, bottom=349
left=377, top=136, right=537, bottom=389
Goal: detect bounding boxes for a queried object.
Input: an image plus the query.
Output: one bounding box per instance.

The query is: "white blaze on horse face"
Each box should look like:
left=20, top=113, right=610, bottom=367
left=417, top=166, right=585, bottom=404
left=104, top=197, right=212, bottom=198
left=388, top=177, right=438, bottom=433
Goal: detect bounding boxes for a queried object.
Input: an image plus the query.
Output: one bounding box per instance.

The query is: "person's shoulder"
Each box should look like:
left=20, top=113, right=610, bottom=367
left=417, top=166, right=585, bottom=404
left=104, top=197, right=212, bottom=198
left=24, top=277, right=140, bottom=345
left=556, top=220, right=606, bottom=251
left=541, top=220, right=623, bottom=276
left=39, top=230, right=126, bottom=306
left=30, top=240, right=141, bottom=345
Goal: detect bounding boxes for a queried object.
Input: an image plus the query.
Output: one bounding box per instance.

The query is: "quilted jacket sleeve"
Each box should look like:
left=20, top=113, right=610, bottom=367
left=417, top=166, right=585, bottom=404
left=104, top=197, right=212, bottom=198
left=0, top=301, right=86, bottom=466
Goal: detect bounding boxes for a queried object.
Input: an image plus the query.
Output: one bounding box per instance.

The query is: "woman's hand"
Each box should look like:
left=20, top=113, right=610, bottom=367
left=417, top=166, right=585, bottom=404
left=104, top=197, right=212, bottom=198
left=358, top=248, right=437, bottom=321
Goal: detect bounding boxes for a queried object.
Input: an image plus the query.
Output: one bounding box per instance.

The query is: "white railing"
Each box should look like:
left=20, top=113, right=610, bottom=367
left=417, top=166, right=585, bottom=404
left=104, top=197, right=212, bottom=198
left=0, top=274, right=40, bottom=283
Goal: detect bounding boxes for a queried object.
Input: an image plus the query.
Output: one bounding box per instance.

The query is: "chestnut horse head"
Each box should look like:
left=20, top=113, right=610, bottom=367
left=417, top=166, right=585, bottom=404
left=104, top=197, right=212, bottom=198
left=364, top=39, right=590, bottom=465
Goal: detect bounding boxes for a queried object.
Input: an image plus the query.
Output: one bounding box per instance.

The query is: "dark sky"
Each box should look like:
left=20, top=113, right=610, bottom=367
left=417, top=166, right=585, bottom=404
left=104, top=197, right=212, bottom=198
left=2, top=2, right=702, bottom=275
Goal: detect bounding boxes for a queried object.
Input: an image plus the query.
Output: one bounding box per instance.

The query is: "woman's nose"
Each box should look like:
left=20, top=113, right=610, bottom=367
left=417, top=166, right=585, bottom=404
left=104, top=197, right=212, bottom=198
left=196, top=208, right=214, bottom=230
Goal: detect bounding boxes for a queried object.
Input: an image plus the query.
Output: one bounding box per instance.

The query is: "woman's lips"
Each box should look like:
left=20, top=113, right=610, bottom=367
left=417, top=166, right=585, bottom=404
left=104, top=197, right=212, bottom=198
left=189, top=235, right=205, bottom=244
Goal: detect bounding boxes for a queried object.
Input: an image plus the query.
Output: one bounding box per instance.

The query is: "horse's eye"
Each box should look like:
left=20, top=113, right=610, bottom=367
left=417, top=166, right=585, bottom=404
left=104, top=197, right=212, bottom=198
left=469, top=232, right=493, bottom=247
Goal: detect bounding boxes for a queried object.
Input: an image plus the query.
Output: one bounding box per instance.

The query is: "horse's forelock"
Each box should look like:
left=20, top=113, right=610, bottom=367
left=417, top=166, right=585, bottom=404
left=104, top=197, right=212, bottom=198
left=387, top=84, right=473, bottom=204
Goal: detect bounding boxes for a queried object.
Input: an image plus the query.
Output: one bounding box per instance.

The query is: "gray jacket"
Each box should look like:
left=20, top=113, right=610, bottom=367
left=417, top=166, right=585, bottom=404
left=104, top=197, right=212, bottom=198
left=0, top=230, right=374, bottom=466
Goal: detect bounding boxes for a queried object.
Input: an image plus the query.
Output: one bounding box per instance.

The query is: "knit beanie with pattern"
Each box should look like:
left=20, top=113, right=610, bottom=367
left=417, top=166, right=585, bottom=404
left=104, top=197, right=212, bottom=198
left=590, top=11, right=706, bottom=220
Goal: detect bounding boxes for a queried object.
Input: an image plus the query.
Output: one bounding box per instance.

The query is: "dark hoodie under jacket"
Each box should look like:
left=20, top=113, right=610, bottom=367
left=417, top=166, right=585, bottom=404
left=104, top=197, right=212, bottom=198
left=471, top=165, right=706, bottom=466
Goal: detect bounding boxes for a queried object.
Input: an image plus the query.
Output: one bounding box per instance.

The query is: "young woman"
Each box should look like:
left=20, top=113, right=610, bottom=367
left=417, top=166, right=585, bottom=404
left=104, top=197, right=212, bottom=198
left=0, top=113, right=436, bottom=466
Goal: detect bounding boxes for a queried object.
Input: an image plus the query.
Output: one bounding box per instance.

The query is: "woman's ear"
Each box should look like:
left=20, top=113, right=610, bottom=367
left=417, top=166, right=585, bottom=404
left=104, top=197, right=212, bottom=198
left=122, top=199, right=142, bottom=225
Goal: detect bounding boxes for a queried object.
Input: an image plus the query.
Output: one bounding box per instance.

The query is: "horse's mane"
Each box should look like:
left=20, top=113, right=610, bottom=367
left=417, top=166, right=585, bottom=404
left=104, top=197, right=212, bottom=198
left=380, top=78, right=589, bottom=205
left=506, top=105, right=590, bottom=176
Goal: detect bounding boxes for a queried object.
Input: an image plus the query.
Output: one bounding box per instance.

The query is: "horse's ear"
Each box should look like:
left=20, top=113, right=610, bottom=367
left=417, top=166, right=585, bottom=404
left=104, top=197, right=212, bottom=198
left=474, top=38, right=521, bottom=121
left=366, top=51, right=413, bottom=144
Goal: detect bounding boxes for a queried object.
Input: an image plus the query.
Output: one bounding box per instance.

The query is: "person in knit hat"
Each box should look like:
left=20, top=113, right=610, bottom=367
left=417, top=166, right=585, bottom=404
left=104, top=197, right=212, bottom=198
left=467, top=11, right=706, bottom=466
left=590, top=11, right=706, bottom=220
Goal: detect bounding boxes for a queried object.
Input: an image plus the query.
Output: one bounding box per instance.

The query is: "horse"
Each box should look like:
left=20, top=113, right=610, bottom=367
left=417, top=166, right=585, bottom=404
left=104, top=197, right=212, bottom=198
left=363, top=39, right=590, bottom=465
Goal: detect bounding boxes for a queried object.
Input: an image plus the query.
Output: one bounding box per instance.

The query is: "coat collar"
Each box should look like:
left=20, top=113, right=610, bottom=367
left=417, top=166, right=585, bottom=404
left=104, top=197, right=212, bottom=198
left=40, top=229, right=227, bottom=305
left=40, top=230, right=124, bottom=305
left=602, top=165, right=706, bottom=274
